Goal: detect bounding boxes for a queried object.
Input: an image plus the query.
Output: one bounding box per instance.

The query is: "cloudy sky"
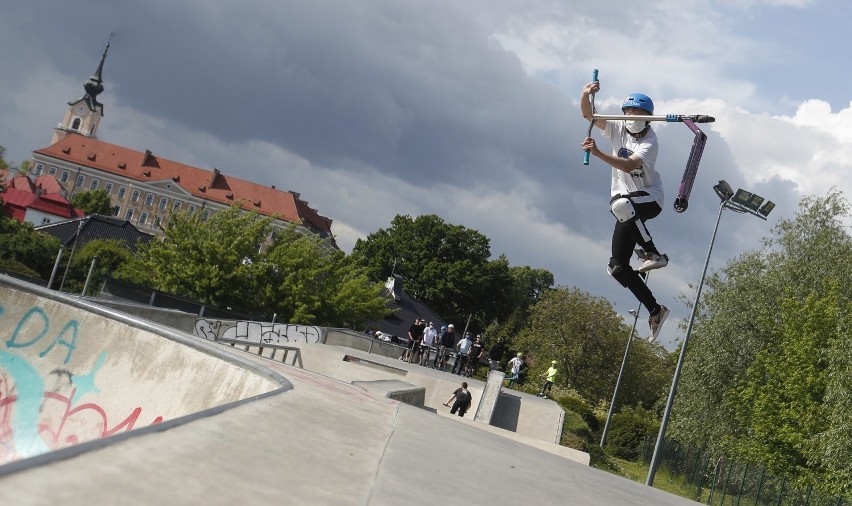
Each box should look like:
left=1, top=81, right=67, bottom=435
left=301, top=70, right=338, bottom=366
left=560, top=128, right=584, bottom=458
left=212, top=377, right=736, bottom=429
left=0, top=0, right=848, bottom=348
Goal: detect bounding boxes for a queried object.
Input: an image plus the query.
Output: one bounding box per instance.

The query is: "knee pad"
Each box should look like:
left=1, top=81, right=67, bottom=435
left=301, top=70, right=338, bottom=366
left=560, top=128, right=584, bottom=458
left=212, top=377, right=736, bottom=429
left=607, top=261, right=631, bottom=287
left=610, top=196, right=637, bottom=223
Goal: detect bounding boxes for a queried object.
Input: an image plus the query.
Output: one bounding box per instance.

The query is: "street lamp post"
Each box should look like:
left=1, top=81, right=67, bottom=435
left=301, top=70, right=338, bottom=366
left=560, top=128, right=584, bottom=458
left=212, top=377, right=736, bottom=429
left=646, top=180, right=774, bottom=486
left=601, top=250, right=650, bottom=449
left=600, top=305, right=641, bottom=448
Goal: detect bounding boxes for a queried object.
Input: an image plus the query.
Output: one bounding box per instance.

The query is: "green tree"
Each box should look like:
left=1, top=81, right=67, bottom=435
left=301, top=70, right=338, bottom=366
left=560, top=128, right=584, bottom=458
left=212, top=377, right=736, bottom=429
left=70, top=189, right=113, bottom=216
left=0, top=215, right=61, bottom=279
left=61, top=239, right=134, bottom=295
left=264, top=228, right=388, bottom=327
left=513, top=286, right=671, bottom=406
left=118, top=204, right=387, bottom=327
left=0, top=145, right=8, bottom=171
left=118, top=205, right=274, bottom=312
left=817, top=298, right=852, bottom=496
left=729, top=288, right=837, bottom=483
left=670, top=190, right=852, bottom=494
left=351, top=214, right=553, bottom=331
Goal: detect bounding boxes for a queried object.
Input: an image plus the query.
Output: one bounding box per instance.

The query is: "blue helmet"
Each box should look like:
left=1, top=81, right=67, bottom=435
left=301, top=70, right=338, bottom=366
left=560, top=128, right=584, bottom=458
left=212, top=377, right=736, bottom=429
left=622, top=93, right=654, bottom=115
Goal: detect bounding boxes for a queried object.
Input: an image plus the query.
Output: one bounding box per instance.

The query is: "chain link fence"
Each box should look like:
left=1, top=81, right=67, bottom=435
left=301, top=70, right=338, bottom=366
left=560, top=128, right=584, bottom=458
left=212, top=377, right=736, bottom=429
left=640, top=438, right=847, bottom=505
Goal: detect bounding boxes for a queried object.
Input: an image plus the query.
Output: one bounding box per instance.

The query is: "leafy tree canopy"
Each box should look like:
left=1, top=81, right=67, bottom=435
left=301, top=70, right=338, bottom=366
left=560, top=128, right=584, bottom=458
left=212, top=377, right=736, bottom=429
left=513, top=286, right=672, bottom=407
left=670, top=189, right=852, bottom=495
left=0, top=215, right=60, bottom=279
left=350, top=214, right=553, bottom=332
left=117, top=204, right=387, bottom=327
left=70, top=190, right=113, bottom=216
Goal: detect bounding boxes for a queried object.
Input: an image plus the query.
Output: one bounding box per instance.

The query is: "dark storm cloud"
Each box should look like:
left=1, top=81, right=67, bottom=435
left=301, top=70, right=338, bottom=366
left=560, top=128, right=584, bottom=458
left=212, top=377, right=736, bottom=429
left=11, top=1, right=578, bottom=192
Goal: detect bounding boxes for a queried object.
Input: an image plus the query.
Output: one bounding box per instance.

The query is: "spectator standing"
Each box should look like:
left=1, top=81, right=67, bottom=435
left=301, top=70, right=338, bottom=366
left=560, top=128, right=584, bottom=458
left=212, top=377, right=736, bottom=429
left=437, top=324, right=457, bottom=370
left=453, top=332, right=473, bottom=375
left=538, top=361, right=558, bottom=398
left=443, top=381, right=473, bottom=417
left=488, top=339, right=505, bottom=370
left=433, top=325, right=448, bottom=368
left=402, top=318, right=423, bottom=362
left=466, top=335, right=484, bottom=377
left=420, top=322, right=438, bottom=367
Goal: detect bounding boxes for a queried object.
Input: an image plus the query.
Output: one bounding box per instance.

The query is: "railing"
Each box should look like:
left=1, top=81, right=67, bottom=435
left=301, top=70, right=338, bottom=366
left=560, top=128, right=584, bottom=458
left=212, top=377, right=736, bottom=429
left=216, top=338, right=303, bottom=369
left=639, top=437, right=848, bottom=505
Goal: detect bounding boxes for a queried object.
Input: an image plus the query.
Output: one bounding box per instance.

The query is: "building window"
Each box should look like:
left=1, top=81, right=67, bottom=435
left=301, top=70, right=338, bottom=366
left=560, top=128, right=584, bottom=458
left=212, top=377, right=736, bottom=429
left=139, top=212, right=148, bottom=226
left=172, top=201, right=182, bottom=212
left=131, top=189, right=141, bottom=202
left=35, top=163, right=45, bottom=175
left=89, top=178, right=100, bottom=190
left=60, top=170, right=70, bottom=183
left=124, top=209, right=134, bottom=221
left=71, top=118, right=82, bottom=131
left=75, top=174, right=85, bottom=188
left=112, top=205, right=120, bottom=216
left=187, top=205, right=196, bottom=217
left=144, top=193, right=154, bottom=206
left=48, top=166, right=58, bottom=176
left=153, top=216, right=162, bottom=229
left=159, top=197, right=169, bottom=210
left=104, top=182, right=114, bottom=194
left=41, top=217, right=51, bottom=225
left=202, top=209, right=212, bottom=221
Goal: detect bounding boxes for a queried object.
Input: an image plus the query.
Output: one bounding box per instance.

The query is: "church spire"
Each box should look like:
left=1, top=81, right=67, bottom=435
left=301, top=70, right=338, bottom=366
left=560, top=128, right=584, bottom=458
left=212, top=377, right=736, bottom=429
left=83, top=37, right=110, bottom=110
left=51, top=36, right=112, bottom=144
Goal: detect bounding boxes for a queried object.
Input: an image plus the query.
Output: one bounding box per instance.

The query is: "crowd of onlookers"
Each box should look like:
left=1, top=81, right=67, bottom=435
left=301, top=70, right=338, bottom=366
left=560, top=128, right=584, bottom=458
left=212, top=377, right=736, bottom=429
left=380, top=318, right=504, bottom=378
left=367, top=318, right=559, bottom=418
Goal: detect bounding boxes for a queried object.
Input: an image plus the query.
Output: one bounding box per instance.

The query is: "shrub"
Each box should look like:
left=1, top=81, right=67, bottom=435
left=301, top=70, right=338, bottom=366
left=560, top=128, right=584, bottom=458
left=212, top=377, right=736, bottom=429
left=607, top=406, right=659, bottom=461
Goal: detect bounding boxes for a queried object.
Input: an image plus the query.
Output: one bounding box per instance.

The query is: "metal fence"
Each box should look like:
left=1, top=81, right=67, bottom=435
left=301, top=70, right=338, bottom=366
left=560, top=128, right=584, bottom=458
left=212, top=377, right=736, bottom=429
left=640, top=438, right=848, bottom=505
left=99, top=277, right=259, bottom=320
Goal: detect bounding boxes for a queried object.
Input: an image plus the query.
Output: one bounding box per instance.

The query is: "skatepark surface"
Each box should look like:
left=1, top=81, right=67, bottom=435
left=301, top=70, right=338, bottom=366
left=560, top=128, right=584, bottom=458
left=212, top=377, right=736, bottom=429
left=0, top=276, right=694, bottom=505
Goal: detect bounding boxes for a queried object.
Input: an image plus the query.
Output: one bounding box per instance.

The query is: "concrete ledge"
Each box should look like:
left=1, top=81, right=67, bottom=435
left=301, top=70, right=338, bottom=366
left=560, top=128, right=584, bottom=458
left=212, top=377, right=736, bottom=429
left=351, top=379, right=425, bottom=407
left=343, top=354, right=408, bottom=376
left=474, top=369, right=504, bottom=424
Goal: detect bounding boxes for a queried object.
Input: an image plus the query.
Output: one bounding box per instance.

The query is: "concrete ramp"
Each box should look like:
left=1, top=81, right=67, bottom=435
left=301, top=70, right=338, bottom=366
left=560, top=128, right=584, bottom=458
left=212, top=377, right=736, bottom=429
left=0, top=276, right=696, bottom=505
left=0, top=276, right=290, bottom=465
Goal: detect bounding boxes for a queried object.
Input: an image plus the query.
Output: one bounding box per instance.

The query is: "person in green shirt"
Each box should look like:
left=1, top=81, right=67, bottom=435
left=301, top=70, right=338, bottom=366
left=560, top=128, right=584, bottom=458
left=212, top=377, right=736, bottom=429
left=537, top=361, right=558, bottom=398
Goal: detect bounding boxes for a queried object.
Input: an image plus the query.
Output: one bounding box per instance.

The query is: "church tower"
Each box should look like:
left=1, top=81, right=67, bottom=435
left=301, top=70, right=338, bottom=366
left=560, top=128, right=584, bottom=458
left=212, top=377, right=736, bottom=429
left=52, top=40, right=110, bottom=144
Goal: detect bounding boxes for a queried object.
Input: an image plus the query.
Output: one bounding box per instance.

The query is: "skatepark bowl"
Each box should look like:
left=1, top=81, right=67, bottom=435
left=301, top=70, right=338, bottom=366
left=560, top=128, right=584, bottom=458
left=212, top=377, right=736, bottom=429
left=0, top=275, right=696, bottom=505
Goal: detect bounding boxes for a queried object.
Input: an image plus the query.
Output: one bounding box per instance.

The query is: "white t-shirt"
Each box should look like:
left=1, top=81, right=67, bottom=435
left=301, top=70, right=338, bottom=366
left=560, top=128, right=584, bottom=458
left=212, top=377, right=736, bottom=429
left=422, top=326, right=437, bottom=346
left=508, top=356, right=523, bottom=374
left=603, top=121, right=663, bottom=207
left=458, top=337, right=473, bottom=355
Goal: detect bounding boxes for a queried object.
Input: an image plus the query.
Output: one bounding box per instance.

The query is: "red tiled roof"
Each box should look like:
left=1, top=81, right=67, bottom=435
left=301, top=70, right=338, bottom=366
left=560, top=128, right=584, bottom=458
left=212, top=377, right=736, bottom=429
left=34, top=133, right=333, bottom=235
left=6, top=174, right=65, bottom=195
left=1, top=186, right=83, bottom=220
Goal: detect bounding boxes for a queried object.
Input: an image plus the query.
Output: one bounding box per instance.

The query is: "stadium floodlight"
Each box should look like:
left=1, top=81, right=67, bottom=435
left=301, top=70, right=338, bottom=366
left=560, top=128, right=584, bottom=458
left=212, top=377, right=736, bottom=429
left=646, top=181, right=774, bottom=487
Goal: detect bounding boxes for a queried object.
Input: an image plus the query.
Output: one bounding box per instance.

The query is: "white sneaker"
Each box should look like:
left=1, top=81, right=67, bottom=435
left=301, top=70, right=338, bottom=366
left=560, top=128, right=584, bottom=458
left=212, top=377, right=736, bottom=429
left=638, top=253, right=669, bottom=273
left=648, top=305, right=670, bottom=343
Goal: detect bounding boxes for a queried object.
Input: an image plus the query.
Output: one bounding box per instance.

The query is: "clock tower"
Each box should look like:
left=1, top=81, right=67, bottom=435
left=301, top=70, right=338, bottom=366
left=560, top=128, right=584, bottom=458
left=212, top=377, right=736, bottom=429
left=52, top=40, right=110, bottom=144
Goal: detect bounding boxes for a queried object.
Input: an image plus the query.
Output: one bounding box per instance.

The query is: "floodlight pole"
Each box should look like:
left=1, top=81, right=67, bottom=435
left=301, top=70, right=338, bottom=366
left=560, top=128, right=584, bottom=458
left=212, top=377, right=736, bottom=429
left=646, top=197, right=726, bottom=486
left=646, top=181, right=771, bottom=487
left=601, top=258, right=649, bottom=449
left=600, top=301, right=643, bottom=448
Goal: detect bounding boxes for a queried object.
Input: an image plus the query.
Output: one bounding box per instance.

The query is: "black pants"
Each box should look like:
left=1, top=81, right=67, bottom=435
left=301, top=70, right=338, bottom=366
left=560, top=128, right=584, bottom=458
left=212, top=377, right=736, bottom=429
left=609, top=192, right=662, bottom=314
left=450, top=399, right=468, bottom=417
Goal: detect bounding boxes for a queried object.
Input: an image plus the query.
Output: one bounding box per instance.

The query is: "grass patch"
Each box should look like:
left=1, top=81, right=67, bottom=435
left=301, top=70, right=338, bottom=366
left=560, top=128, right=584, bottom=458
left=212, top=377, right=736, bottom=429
left=610, top=457, right=701, bottom=502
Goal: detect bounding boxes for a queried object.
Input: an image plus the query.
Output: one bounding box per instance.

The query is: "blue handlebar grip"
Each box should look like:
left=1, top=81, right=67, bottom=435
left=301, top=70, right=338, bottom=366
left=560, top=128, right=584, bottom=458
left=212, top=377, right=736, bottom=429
left=583, top=69, right=598, bottom=165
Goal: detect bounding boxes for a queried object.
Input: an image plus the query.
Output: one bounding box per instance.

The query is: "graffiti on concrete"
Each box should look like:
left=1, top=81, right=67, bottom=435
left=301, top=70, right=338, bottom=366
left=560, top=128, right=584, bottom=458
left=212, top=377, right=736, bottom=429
left=194, top=319, right=321, bottom=345
left=0, top=303, right=162, bottom=464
